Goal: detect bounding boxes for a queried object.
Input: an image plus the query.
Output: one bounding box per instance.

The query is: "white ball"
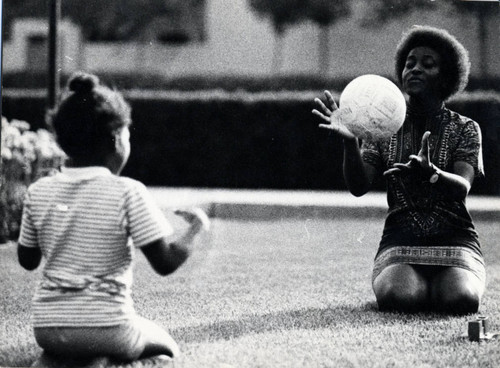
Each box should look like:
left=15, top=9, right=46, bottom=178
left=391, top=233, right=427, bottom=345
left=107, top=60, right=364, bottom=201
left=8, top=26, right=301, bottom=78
left=338, top=74, right=407, bottom=141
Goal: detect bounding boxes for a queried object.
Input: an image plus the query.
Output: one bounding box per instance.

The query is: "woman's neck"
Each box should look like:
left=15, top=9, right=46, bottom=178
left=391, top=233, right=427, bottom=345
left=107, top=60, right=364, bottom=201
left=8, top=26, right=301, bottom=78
left=408, top=95, right=444, bottom=116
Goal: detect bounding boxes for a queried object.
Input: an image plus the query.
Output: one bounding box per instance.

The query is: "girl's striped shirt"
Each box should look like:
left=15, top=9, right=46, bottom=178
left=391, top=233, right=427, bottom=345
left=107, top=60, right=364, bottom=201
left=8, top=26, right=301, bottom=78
left=18, top=167, right=173, bottom=327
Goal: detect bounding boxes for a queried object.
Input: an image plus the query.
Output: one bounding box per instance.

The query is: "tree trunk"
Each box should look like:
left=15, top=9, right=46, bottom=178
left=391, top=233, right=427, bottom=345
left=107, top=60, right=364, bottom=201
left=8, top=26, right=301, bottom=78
left=318, top=24, right=330, bottom=77
left=477, top=9, right=488, bottom=78
left=134, top=42, right=147, bottom=73
left=272, top=33, right=285, bottom=74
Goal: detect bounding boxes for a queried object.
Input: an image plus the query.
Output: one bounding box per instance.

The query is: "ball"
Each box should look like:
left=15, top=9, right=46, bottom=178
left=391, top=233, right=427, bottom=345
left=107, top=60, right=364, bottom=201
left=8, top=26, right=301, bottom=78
left=338, top=74, right=406, bottom=141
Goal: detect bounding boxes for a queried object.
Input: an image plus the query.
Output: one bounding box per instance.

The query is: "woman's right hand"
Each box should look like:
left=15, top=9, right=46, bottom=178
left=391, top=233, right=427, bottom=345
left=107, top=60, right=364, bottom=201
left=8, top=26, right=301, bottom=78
left=312, top=90, right=357, bottom=141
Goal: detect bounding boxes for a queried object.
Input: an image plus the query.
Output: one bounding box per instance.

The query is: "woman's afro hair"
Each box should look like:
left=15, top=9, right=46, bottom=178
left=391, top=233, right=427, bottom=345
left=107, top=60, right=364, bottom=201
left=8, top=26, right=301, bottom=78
left=395, top=25, right=470, bottom=100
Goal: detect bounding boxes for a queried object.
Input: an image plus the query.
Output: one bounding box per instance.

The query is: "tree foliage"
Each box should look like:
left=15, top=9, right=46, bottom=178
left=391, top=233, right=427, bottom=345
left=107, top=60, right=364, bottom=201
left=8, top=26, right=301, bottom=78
left=249, top=0, right=351, bottom=33
left=2, top=0, right=202, bottom=41
left=306, top=0, right=350, bottom=27
left=249, top=0, right=308, bottom=34
left=360, top=0, right=498, bottom=77
left=360, top=0, right=437, bottom=27
left=249, top=0, right=352, bottom=73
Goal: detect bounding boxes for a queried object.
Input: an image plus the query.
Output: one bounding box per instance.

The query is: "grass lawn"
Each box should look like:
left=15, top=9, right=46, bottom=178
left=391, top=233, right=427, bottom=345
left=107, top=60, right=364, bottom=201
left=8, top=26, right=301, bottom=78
left=1, top=216, right=499, bottom=368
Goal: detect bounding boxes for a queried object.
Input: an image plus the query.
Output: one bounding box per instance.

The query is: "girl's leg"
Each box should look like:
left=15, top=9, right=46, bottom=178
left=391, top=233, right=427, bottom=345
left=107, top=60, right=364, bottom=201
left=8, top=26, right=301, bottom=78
left=34, top=318, right=179, bottom=362
left=30, top=352, right=109, bottom=368
left=372, top=264, right=429, bottom=312
left=430, top=267, right=484, bottom=315
left=133, top=316, right=180, bottom=358
left=34, top=325, right=142, bottom=361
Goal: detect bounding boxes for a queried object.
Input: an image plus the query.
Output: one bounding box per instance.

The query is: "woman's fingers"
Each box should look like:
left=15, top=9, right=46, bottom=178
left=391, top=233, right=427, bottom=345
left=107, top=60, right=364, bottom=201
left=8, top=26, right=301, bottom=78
left=419, top=131, right=431, bottom=156
left=393, top=163, right=413, bottom=173
left=324, top=90, right=337, bottom=110
left=313, top=91, right=338, bottom=117
left=314, top=97, right=333, bottom=116
left=318, top=117, right=355, bottom=139
left=383, top=168, right=401, bottom=176
left=313, top=94, right=355, bottom=140
left=318, top=123, right=351, bottom=137
left=408, top=154, right=423, bottom=164
left=312, top=109, right=331, bottom=123
left=426, top=133, right=431, bottom=162
left=387, top=132, right=434, bottom=178
left=384, top=162, right=412, bottom=176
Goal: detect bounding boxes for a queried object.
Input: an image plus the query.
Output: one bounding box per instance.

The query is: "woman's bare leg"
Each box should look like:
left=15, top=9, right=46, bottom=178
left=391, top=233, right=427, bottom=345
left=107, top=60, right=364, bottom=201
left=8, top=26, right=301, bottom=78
left=373, top=264, right=429, bottom=312
left=430, top=267, right=484, bottom=315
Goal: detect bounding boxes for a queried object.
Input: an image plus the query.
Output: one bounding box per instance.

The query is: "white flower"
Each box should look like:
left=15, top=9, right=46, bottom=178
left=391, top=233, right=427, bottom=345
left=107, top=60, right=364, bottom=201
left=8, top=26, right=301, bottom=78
left=2, top=117, right=66, bottom=181
left=1, top=147, right=12, bottom=160
left=10, top=119, right=31, bottom=133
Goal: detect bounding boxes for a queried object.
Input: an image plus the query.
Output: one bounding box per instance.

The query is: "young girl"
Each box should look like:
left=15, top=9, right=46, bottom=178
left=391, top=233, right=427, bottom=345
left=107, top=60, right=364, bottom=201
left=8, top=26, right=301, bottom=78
left=18, top=72, right=209, bottom=365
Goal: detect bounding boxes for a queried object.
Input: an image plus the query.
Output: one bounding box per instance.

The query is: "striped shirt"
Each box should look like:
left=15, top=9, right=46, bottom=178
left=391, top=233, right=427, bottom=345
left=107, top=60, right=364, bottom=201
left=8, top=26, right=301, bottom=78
left=18, top=167, right=174, bottom=327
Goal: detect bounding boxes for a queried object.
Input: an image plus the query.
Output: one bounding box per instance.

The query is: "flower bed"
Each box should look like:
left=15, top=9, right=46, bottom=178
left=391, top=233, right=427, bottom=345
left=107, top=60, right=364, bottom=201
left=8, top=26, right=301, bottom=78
left=1, top=117, right=66, bottom=243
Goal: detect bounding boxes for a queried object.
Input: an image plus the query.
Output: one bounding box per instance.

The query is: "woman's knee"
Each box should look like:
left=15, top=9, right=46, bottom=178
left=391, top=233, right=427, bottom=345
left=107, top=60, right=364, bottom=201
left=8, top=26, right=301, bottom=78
left=374, top=284, right=428, bottom=312
left=431, top=267, right=483, bottom=315
left=373, top=264, right=428, bottom=312
left=433, top=287, right=480, bottom=314
left=432, top=282, right=481, bottom=314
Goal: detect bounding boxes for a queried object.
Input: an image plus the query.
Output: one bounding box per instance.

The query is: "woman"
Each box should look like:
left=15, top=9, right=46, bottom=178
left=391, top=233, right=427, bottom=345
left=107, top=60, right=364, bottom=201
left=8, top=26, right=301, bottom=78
left=313, top=25, right=485, bottom=314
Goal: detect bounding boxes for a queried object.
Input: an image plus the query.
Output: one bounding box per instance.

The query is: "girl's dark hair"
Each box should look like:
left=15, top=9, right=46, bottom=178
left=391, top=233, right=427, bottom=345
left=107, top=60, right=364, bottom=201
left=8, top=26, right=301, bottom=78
left=48, top=72, right=131, bottom=159
left=395, top=25, right=470, bottom=101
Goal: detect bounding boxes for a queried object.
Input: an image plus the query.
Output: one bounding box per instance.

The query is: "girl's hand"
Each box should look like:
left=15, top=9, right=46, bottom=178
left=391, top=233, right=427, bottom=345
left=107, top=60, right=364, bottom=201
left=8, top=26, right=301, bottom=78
left=384, top=131, right=435, bottom=177
left=174, top=207, right=211, bottom=235
left=142, top=207, right=210, bottom=275
left=312, top=90, right=356, bottom=140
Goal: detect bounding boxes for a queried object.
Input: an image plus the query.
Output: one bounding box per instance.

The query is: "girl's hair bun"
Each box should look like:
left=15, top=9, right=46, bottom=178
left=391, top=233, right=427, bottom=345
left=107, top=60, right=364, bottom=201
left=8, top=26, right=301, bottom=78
left=68, top=72, right=100, bottom=94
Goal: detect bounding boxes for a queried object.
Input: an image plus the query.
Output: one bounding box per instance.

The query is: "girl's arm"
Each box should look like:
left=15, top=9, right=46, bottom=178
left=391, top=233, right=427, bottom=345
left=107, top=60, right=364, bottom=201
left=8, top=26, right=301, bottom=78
left=18, top=244, right=42, bottom=270
left=141, top=238, right=190, bottom=276
left=141, top=208, right=209, bottom=276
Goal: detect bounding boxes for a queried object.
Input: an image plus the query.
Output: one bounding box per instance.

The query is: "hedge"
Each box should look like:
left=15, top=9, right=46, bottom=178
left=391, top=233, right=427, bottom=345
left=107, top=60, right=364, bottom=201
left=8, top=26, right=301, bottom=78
left=2, top=89, right=499, bottom=194
left=3, top=72, right=500, bottom=92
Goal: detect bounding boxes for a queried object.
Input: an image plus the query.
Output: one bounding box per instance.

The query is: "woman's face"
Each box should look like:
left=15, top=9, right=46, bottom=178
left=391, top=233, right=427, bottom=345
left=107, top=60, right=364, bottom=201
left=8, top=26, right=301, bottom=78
left=402, top=46, right=442, bottom=99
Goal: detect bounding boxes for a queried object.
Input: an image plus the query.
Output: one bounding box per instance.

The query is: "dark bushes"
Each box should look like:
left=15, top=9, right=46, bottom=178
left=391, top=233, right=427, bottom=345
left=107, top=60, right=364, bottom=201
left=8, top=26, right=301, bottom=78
left=2, top=89, right=499, bottom=194
left=3, top=72, right=499, bottom=92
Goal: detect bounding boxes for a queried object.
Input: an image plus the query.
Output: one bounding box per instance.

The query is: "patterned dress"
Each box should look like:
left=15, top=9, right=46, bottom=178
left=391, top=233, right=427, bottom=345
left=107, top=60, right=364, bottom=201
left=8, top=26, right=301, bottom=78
left=361, top=104, right=485, bottom=282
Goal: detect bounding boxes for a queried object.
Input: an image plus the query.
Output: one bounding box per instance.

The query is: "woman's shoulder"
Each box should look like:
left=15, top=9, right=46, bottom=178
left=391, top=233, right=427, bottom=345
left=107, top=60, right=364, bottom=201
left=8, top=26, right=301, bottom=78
left=445, top=108, right=479, bottom=127
left=444, top=108, right=482, bottom=136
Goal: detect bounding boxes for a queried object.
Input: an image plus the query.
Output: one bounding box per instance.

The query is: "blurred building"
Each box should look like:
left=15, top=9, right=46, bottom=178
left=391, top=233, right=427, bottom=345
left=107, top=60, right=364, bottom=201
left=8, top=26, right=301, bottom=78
left=2, top=0, right=499, bottom=79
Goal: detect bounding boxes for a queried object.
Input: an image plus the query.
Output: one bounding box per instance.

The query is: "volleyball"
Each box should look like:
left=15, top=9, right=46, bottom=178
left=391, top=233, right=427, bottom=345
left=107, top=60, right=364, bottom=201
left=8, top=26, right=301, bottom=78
left=338, top=74, right=407, bottom=141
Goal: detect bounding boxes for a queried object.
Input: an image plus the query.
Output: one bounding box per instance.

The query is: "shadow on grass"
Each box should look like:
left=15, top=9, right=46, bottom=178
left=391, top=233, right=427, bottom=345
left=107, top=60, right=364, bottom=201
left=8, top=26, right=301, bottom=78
left=2, top=302, right=469, bottom=367
left=171, top=301, right=450, bottom=344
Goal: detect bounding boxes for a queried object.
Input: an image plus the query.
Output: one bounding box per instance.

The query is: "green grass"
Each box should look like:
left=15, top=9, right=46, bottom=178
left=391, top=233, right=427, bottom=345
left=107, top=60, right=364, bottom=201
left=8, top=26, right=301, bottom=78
left=1, top=217, right=500, bottom=368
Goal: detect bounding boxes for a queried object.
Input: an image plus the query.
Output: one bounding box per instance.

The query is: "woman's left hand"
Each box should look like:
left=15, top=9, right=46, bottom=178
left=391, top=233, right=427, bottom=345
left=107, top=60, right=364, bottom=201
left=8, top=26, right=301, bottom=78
left=383, top=131, right=435, bottom=178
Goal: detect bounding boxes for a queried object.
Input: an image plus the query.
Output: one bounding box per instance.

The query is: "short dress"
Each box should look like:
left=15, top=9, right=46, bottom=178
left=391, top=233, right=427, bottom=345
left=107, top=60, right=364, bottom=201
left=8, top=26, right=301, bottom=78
left=361, top=104, right=486, bottom=284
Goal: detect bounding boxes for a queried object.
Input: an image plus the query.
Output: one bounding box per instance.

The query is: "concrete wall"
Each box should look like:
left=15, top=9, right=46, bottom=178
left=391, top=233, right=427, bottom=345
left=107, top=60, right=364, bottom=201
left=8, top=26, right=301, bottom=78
left=2, top=18, right=83, bottom=73
left=2, top=0, right=499, bottom=79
